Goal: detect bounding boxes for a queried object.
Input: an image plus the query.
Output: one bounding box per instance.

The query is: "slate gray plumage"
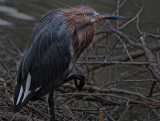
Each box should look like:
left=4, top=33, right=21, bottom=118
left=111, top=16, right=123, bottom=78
left=14, top=9, right=74, bottom=110
left=13, top=6, right=125, bottom=121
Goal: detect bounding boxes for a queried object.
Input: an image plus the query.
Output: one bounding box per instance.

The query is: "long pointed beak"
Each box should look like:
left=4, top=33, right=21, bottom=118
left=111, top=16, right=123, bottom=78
left=93, top=13, right=125, bottom=22
left=106, top=15, right=126, bottom=20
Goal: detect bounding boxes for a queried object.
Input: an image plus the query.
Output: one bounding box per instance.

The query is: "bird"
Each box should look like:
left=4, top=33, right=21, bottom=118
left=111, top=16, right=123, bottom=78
left=13, top=6, right=125, bottom=121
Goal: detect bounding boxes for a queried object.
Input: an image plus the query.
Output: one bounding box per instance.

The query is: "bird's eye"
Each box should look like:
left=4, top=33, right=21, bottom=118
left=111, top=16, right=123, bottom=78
left=84, top=14, right=88, bottom=17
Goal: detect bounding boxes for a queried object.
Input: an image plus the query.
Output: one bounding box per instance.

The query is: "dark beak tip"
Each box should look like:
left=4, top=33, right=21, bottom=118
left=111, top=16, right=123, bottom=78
left=107, top=15, right=126, bottom=20
left=117, top=16, right=126, bottom=20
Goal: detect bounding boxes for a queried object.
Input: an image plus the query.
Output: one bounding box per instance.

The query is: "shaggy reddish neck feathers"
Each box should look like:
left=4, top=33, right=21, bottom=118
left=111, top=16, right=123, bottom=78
left=61, top=6, right=96, bottom=60
left=61, top=6, right=95, bottom=32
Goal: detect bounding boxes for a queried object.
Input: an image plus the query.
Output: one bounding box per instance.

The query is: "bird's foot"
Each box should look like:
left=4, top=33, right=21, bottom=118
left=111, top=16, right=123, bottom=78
left=64, top=74, right=85, bottom=91
left=73, top=74, right=85, bottom=91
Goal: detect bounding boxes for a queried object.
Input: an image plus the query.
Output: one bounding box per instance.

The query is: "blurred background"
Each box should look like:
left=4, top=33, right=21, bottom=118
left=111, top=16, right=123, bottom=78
left=0, top=0, right=160, bottom=50
left=0, top=0, right=160, bottom=121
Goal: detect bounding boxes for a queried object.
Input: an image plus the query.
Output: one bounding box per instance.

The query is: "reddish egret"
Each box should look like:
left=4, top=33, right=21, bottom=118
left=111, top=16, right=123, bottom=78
left=13, top=6, right=125, bottom=121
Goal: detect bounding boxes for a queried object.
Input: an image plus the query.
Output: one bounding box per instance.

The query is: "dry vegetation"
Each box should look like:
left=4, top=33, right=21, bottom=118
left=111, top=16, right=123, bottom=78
left=0, top=0, right=160, bottom=121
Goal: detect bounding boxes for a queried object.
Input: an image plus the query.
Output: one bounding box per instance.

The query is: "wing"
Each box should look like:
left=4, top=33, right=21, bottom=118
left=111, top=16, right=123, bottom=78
left=13, top=9, right=73, bottom=111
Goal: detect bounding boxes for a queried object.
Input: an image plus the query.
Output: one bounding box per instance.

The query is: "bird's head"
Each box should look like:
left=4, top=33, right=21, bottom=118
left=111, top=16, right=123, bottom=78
left=61, top=6, right=125, bottom=31
left=60, top=6, right=125, bottom=60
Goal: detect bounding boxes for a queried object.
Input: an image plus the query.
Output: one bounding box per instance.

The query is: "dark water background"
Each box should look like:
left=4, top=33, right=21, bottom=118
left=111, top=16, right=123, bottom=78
left=0, top=0, right=160, bottom=50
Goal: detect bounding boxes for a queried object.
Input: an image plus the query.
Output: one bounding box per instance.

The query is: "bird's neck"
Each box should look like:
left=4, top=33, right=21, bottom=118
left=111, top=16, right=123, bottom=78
left=61, top=12, right=95, bottom=61
left=72, top=24, right=95, bottom=61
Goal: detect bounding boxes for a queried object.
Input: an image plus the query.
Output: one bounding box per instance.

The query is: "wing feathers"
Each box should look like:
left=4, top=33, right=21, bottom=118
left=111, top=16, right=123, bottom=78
left=16, top=86, right=23, bottom=105
left=35, top=86, right=41, bottom=91
left=14, top=9, right=72, bottom=111
left=22, top=73, right=31, bottom=103
left=15, top=73, right=31, bottom=106
left=15, top=72, right=42, bottom=109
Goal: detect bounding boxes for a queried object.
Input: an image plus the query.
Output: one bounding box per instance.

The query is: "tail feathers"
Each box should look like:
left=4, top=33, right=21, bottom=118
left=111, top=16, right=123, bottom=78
left=14, top=73, right=33, bottom=111
left=14, top=73, right=42, bottom=111
left=14, top=91, right=34, bottom=111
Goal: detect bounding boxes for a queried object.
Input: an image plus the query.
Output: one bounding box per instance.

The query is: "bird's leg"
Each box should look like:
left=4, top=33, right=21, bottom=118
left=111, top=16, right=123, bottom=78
left=48, top=90, right=55, bottom=121
left=64, top=74, right=85, bottom=91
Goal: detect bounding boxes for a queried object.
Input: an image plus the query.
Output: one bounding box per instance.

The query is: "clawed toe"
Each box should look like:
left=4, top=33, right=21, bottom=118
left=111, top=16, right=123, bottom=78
left=73, top=75, right=85, bottom=91
left=64, top=74, right=85, bottom=91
